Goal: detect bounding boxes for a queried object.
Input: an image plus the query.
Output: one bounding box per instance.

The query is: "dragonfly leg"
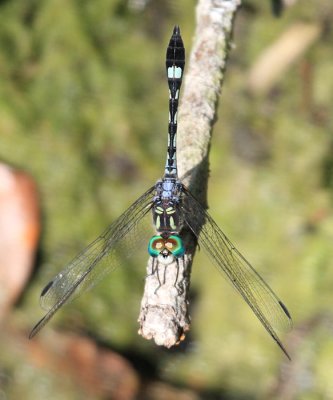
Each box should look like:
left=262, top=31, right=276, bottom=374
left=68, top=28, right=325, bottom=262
left=175, top=257, right=186, bottom=295
left=153, top=261, right=164, bottom=294
left=174, top=257, right=182, bottom=294
left=162, top=263, right=168, bottom=285
left=147, top=257, right=158, bottom=277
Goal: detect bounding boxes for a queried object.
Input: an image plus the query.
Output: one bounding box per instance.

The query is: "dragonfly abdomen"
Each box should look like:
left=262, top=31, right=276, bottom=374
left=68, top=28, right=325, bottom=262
left=164, top=25, right=185, bottom=178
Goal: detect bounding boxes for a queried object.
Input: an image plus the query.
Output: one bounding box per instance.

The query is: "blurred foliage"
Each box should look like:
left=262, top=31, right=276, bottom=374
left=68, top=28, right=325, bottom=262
left=1, top=0, right=333, bottom=399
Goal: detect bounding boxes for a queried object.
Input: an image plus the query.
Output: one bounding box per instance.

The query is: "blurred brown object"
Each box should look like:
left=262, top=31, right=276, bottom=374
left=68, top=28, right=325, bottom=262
left=27, top=332, right=140, bottom=400
left=144, top=382, right=200, bottom=400
left=10, top=328, right=200, bottom=399
left=247, top=22, right=321, bottom=95
left=0, top=162, right=40, bottom=318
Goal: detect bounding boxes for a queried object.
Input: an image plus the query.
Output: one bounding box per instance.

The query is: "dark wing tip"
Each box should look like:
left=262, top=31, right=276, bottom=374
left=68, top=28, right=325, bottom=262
left=278, top=300, right=292, bottom=321
left=41, top=280, right=54, bottom=297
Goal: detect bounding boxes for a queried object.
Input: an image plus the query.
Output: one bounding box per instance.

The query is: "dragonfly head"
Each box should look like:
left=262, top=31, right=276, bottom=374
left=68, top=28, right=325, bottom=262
left=148, top=235, right=185, bottom=264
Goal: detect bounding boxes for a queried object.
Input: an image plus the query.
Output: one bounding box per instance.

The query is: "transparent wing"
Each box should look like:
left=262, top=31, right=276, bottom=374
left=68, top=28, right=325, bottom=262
left=182, top=187, right=292, bottom=359
left=30, top=186, right=155, bottom=338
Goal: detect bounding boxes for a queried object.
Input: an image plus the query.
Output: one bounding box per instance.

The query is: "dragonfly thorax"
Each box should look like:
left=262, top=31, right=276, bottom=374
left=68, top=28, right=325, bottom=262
left=152, top=201, right=180, bottom=233
left=154, top=178, right=182, bottom=200
left=153, top=178, right=183, bottom=233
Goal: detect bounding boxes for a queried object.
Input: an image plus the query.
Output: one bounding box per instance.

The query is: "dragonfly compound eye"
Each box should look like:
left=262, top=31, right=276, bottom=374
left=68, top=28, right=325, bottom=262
left=166, top=235, right=185, bottom=257
left=148, top=236, right=165, bottom=257
left=148, top=235, right=185, bottom=258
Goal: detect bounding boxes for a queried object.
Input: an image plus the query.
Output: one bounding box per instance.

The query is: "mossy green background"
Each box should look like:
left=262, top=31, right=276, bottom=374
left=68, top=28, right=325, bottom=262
left=1, top=0, right=333, bottom=399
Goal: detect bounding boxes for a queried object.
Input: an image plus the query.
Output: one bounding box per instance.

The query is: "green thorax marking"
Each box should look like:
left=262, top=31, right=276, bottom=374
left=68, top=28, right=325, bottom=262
left=153, top=203, right=179, bottom=232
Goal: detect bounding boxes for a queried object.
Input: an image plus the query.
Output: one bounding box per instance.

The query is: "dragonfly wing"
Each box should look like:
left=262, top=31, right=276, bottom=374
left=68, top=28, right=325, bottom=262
left=182, top=187, right=292, bottom=358
left=30, top=186, right=155, bottom=338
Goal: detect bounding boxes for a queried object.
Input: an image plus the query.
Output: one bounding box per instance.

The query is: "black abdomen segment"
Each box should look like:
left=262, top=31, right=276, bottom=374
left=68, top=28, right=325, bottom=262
left=164, top=26, right=185, bottom=177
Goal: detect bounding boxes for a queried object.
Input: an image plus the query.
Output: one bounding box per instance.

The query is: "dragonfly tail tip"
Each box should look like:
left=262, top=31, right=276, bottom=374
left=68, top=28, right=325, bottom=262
left=173, top=25, right=180, bottom=36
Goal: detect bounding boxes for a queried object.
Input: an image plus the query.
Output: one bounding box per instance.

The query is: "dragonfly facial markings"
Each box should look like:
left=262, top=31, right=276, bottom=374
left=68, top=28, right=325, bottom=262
left=148, top=235, right=185, bottom=262
left=30, top=26, right=292, bottom=360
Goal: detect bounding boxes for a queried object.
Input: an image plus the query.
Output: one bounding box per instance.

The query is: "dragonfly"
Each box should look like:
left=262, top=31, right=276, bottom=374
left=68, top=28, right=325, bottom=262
left=30, top=26, right=292, bottom=359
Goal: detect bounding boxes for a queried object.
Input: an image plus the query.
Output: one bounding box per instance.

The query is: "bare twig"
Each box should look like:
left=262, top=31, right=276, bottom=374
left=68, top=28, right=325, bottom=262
left=138, top=0, right=242, bottom=347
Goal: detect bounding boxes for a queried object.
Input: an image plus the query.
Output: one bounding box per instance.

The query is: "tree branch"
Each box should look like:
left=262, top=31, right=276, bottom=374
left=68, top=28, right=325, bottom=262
left=138, top=0, right=242, bottom=347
